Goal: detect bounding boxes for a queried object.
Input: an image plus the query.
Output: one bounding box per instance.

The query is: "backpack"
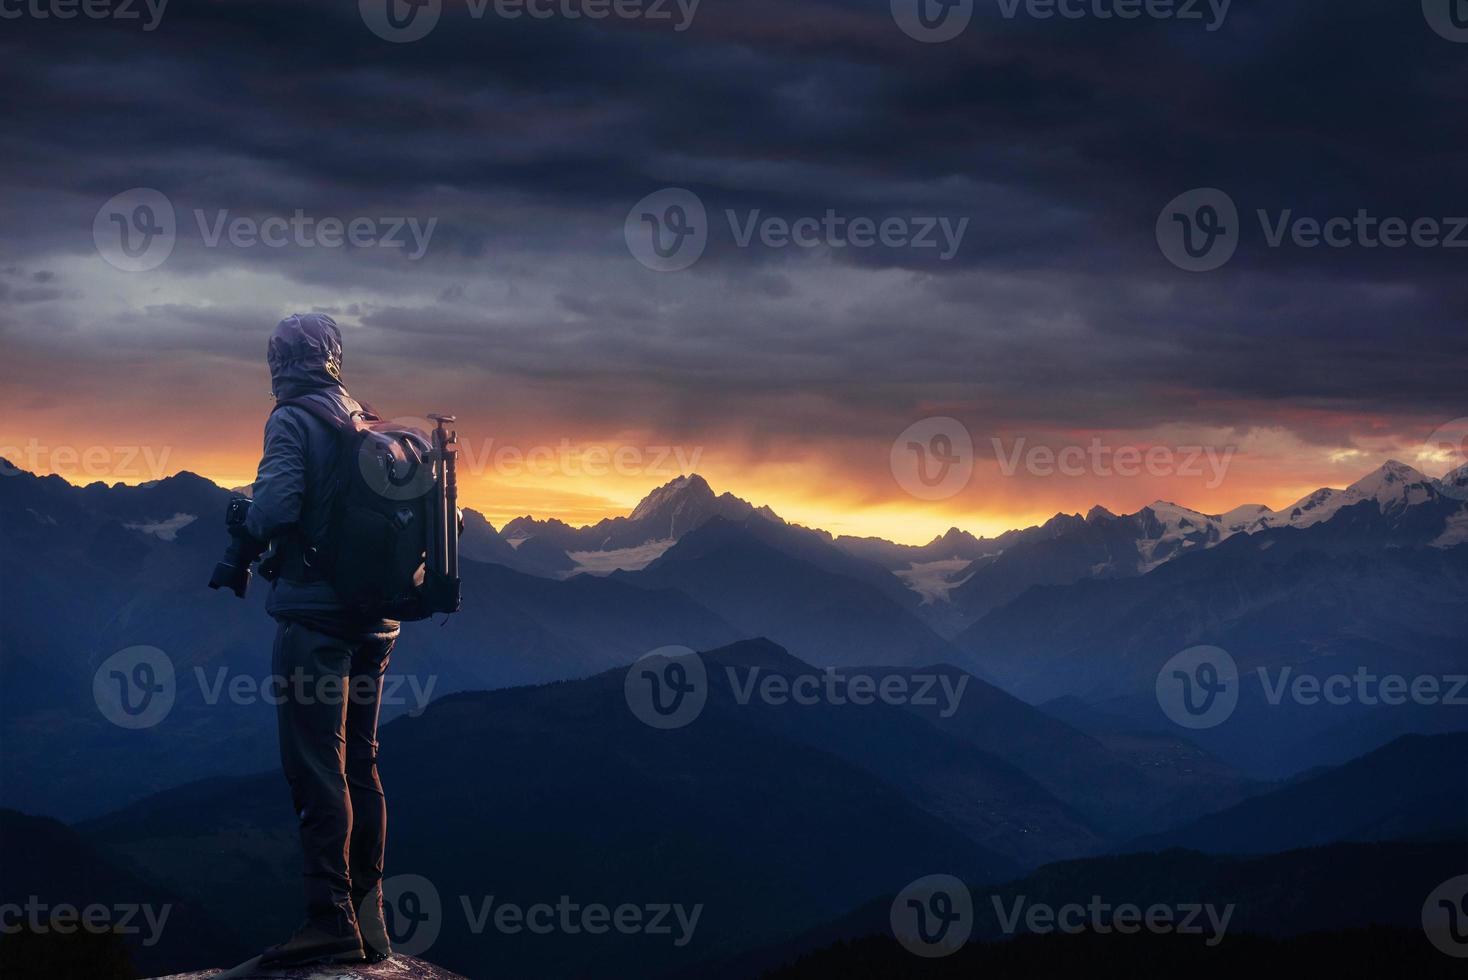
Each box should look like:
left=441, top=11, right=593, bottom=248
left=273, top=397, right=459, bottom=621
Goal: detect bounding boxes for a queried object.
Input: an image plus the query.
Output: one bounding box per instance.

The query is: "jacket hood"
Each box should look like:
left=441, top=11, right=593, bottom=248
left=268, top=313, right=347, bottom=400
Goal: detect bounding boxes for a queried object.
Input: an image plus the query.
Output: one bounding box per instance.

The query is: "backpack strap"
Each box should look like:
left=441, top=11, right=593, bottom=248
left=268, top=396, right=366, bottom=582
left=271, top=395, right=374, bottom=432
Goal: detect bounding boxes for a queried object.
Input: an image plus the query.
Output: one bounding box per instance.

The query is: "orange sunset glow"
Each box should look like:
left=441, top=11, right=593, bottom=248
left=2, top=401, right=1455, bottom=545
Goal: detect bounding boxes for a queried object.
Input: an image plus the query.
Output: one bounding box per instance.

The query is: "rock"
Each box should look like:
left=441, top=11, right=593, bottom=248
left=152, top=954, right=466, bottom=980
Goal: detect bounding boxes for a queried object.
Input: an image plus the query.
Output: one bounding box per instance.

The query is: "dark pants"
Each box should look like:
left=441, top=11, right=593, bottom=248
left=272, top=619, right=396, bottom=926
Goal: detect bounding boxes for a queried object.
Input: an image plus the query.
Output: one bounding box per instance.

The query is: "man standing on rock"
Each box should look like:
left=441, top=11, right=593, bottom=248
left=209, top=312, right=460, bottom=966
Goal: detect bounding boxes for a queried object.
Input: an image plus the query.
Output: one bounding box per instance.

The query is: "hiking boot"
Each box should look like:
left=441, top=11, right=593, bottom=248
left=260, top=916, right=364, bottom=966
left=356, top=885, right=393, bottom=964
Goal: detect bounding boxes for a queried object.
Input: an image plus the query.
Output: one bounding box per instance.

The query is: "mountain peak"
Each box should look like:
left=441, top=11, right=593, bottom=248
left=1351, top=459, right=1429, bottom=490
left=1085, top=505, right=1116, bottom=523
left=928, top=526, right=980, bottom=548
left=628, top=473, right=714, bottom=521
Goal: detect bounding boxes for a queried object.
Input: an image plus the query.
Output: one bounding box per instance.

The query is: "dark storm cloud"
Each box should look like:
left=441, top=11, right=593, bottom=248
left=0, top=0, right=1464, bottom=454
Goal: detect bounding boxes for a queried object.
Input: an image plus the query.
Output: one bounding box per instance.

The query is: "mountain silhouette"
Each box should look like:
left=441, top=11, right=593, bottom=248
left=955, top=500, right=1468, bottom=776
left=709, top=839, right=1465, bottom=979
left=620, top=516, right=959, bottom=667
left=1132, top=732, right=1468, bottom=853
left=76, top=641, right=1022, bottom=979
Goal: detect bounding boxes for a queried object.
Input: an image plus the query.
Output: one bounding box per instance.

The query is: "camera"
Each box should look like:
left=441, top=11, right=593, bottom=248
left=208, top=496, right=267, bottom=598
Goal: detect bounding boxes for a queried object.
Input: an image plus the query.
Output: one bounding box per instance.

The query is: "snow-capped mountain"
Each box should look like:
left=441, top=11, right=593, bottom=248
left=502, top=474, right=780, bottom=569
left=1246, top=459, right=1443, bottom=530
left=936, top=461, right=1466, bottom=622
left=1121, top=460, right=1458, bottom=572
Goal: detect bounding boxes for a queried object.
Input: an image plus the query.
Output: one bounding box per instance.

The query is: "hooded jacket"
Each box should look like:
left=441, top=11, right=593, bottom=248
left=245, top=313, right=398, bottom=636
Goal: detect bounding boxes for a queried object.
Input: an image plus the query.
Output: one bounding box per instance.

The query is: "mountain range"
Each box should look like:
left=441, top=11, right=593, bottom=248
left=3, top=456, right=1465, bottom=822
left=10, top=646, right=1461, bottom=978
left=3, top=453, right=1466, bottom=977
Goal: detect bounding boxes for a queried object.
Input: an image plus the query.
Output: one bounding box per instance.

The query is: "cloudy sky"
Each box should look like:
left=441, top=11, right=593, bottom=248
left=1, top=0, right=1465, bottom=541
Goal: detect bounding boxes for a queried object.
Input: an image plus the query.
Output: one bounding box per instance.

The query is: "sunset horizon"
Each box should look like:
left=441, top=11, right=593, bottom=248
left=4, top=422, right=1460, bottom=546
